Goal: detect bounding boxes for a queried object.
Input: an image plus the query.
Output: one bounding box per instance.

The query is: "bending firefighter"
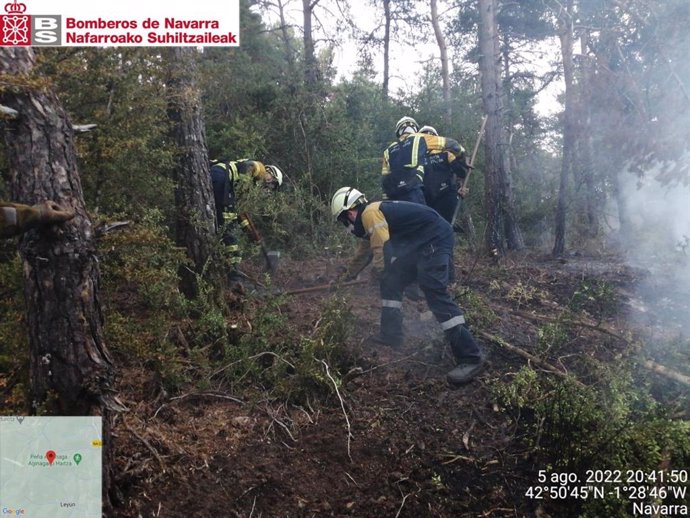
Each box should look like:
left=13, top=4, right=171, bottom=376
left=331, top=187, right=486, bottom=385
left=0, top=201, right=74, bottom=239
left=210, top=159, right=283, bottom=276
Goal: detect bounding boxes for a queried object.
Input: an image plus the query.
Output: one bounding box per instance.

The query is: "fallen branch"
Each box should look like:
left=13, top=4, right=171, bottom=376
left=512, top=309, right=629, bottom=344
left=478, top=330, right=584, bottom=386
left=169, top=391, right=245, bottom=405
left=209, top=351, right=296, bottom=379
left=641, top=360, right=690, bottom=386
left=440, top=452, right=474, bottom=465
left=152, top=391, right=245, bottom=419
left=511, top=311, right=690, bottom=386
left=283, top=278, right=367, bottom=296
left=319, top=358, right=353, bottom=462
left=122, top=416, right=165, bottom=471
left=395, top=491, right=413, bottom=518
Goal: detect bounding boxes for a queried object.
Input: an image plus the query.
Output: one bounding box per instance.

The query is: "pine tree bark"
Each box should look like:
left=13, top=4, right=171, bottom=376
left=578, top=31, right=599, bottom=237
left=164, top=47, right=219, bottom=298
left=430, top=0, right=451, bottom=124
left=302, top=0, right=321, bottom=88
left=477, top=0, right=523, bottom=253
left=382, top=0, right=391, bottom=99
left=0, top=46, right=118, bottom=507
left=277, top=0, right=296, bottom=73
left=553, top=0, right=576, bottom=256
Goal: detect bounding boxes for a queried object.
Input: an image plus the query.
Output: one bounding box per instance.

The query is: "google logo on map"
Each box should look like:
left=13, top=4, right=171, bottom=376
left=1, top=508, right=26, bottom=516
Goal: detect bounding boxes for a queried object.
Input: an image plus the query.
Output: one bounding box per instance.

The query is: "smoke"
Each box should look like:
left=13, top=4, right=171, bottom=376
left=612, top=170, right=690, bottom=335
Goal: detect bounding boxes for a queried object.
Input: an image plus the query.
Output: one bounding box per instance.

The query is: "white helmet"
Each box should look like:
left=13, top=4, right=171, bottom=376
left=265, top=165, right=283, bottom=187
left=419, top=125, right=438, bottom=136
left=330, top=187, right=367, bottom=220
left=395, top=116, right=418, bottom=138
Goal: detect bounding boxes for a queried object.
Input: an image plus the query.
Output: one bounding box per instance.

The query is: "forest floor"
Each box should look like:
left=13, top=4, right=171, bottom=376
left=109, top=246, right=690, bottom=518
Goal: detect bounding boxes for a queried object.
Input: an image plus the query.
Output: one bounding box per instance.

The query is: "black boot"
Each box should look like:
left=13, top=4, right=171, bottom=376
left=446, top=325, right=485, bottom=385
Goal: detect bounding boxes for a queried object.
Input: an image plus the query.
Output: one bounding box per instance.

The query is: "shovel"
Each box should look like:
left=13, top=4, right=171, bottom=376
left=262, top=245, right=281, bottom=274
left=239, top=212, right=280, bottom=274
left=451, top=114, right=487, bottom=230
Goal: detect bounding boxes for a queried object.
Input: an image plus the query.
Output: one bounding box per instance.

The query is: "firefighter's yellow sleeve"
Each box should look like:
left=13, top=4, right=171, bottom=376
left=381, top=148, right=391, bottom=176
left=361, top=202, right=389, bottom=271
left=423, top=134, right=465, bottom=159
left=0, top=202, right=41, bottom=238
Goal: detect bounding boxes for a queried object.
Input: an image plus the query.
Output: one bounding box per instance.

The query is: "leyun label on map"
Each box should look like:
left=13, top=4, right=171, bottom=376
left=0, top=417, right=102, bottom=518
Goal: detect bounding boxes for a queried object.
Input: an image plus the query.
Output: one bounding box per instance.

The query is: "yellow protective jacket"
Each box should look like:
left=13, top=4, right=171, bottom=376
left=381, top=133, right=463, bottom=199
left=422, top=135, right=468, bottom=200
left=343, top=200, right=455, bottom=280
left=0, top=202, right=41, bottom=238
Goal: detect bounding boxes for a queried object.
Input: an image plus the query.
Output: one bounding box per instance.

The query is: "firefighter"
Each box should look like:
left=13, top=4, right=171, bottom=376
left=331, top=186, right=486, bottom=385
left=381, top=117, right=464, bottom=206
left=419, top=125, right=470, bottom=224
left=210, top=159, right=283, bottom=276
left=0, top=201, right=74, bottom=239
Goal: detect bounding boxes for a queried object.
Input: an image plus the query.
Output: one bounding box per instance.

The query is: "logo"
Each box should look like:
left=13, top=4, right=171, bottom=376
left=0, top=1, right=61, bottom=46
left=0, top=0, right=239, bottom=48
left=1, top=1, right=30, bottom=45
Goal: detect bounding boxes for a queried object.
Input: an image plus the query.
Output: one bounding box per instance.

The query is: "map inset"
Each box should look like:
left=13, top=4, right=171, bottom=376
left=0, top=416, right=102, bottom=517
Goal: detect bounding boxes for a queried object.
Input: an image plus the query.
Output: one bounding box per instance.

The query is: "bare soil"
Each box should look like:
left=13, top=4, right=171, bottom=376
left=109, top=249, right=687, bottom=518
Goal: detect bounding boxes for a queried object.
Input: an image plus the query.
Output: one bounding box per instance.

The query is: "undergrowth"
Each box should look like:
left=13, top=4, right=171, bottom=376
left=494, top=364, right=690, bottom=517
left=213, top=294, right=355, bottom=405
left=98, top=207, right=356, bottom=406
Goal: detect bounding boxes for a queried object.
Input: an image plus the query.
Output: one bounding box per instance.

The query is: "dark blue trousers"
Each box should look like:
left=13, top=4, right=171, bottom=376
left=427, top=190, right=458, bottom=224
left=379, top=241, right=481, bottom=363
left=390, top=187, right=427, bottom=205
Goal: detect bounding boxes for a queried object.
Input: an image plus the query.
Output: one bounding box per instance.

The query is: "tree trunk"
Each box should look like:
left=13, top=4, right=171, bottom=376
left=430, top=0, right=451, bottom=124
left=612, top=169, right=631, bottom=237
left=277, top=0, right=296, bottom=74
left=578, top=31, right=599, bottom=237
left=477, top=0, right=523, bottom=253
left=0, top=46, right=118, bottom=508
left=164, top=47, right=219, bottom=298
left=553, top=0, right=575, bottom=256
left=302, top=0, right=320, bottom=88
left=382, top=0, right=391, bottom=99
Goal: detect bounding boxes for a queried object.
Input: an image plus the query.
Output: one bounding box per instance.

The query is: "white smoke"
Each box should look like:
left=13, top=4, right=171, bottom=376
left=612, top=169, right=690, bottom=335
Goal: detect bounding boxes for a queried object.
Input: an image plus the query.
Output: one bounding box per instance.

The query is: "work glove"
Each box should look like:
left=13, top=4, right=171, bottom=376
left=37, top=201, right=75, bottom=224
left=458, top=185, right=470, bottom=199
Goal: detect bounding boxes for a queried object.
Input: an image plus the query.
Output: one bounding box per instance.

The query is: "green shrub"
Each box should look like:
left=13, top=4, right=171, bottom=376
left=235, top=179, right=348, bottom=259
left=494, top=365, right=690, bottom=517
left=214, top=295, right=354, bottom=404
left=453, top=285, right=497, bottom=329
left=98, top=210, right=205, bottom=393
left=536, top=322, right=569, bottom=355
left=568, top=279, right=618, bottom=322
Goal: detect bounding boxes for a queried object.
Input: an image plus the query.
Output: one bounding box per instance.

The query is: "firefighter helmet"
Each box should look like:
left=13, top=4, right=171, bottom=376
left=395, top=116, right=419, bottom=138
left=265, top=165, right=283, bottom=187
left=330, top=187, right=367, bottom=220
